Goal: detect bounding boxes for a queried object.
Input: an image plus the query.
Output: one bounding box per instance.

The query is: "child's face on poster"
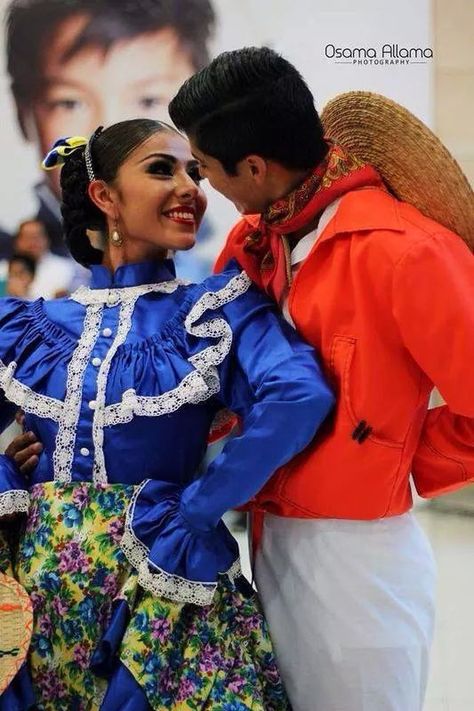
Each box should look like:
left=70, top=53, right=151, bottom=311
left=21, top=14, right=196, bottom=198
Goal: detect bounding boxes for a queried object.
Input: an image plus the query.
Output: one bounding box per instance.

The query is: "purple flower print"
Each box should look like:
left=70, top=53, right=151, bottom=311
left=198, top=643, right=223, bottom=673
left=158, top=666, right=177, bottom=693
left=228, top=677, right=246, bottom=693
left=107, top=518, right=124, bottom=544
left=26, top=506, right=40, bottom=532
left=38, top=613, right=53, bottom=636
left=150, top=617, right=171, bottom=643
left=73, top=642, right=90, bottom=670
left=51, top=595, right=69, bottom=616
left=176, top=676, right=197, bottom=701
left=58, top=540, right=90, bottom=574
left=72, top=484, right=90, bottom=510
left=29, top=590, right=45, bottom=613
left=30, top=483, right=45, bottom=501
left=36, top=668, right=67, bottom=699
left=102, top=573, right=118, bottom=596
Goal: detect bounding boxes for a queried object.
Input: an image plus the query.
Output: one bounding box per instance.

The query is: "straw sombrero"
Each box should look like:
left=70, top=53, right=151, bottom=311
left=0, top=573, right=32, bottom=693
left=321, top=91, right=474, bottom=250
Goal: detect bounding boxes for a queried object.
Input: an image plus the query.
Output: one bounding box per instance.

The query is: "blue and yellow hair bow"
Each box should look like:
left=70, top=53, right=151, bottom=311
left=42, top=136, right=88, bottom=171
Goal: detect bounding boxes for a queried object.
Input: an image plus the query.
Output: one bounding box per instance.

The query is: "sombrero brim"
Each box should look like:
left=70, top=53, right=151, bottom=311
left=321, top=91, right=474, bottom=250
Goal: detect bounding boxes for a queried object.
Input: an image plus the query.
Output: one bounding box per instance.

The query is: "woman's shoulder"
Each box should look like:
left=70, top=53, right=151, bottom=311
left=0, top=295, right=78, bottom=361
left=186, top=261, right=269, bottom=310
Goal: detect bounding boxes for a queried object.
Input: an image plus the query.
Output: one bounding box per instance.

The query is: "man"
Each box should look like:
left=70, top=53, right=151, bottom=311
left=169, top=47, right=474, bottom=710
left=14, top=219, right=75, bottom=298
left=5, top=0, right=215, bottom=278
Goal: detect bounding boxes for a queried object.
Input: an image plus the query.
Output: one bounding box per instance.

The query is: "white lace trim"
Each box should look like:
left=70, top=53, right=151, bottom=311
left=101, top=271, right=252, bottom=426
left=0, top=272, right=251, bottom=488
left=70, top=281, right=185, bottom=306
left=92, top=296, right=141, bottom=485
left=120, top=481, right=242, bottom=606
left=53, top=304, right=103, bottom=483
left=0, top=360, right=63, bottom=420
left=103, top=368, right=220, bottom=426
left=0, top=489, right=30, bottom=518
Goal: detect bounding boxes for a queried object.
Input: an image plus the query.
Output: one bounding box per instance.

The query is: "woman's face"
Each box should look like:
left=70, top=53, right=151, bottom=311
left=109, top=131, right=207, bottom=254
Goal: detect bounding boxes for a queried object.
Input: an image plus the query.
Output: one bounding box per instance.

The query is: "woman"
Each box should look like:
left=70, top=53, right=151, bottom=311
left=0, top=119, right=334, bottom=710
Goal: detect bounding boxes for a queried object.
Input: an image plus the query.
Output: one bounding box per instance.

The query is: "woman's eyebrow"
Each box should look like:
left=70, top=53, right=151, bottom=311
left=137, top=152, right=177, bottom=164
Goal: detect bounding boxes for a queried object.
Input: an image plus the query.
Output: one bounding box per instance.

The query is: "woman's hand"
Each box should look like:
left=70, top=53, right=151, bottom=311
left=5, top=431, right=43, bottom=476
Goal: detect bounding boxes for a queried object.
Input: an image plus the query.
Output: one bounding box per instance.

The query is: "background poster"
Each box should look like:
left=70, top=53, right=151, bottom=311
left=0, top=0, right=432, bottom=278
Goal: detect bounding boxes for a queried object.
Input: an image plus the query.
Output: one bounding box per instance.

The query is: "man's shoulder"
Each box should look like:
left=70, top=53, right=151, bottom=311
left=337, top=188, right=465, bottom=260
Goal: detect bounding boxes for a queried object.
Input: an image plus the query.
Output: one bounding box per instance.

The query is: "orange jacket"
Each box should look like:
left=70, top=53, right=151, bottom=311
left=217, top=187, right=474, bottom=519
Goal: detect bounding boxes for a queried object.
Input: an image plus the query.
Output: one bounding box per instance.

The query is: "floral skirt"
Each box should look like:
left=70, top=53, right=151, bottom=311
left=1, top=482, right=290, bottom=711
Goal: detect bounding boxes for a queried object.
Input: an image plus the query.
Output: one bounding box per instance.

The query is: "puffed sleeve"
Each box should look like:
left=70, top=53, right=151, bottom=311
left=0, top=298, right=32, bottom=520
left=121, top=269, right=334, bottom=605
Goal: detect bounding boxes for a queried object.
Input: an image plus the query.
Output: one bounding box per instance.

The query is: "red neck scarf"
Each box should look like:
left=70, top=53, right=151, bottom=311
left=221, top=142, right=384, bottom=301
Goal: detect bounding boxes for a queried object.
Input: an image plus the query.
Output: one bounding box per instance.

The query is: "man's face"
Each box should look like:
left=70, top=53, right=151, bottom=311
left=190, top=139, right=270, bottom=215
left=15, top=221, right=49, bottom=260
left=24, top=14, right=195, bottom=197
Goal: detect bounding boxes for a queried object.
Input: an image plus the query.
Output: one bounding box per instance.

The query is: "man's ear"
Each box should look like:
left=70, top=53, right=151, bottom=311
left=88, top=180, right=117, bottom=220
left=244, top=155, right=268, bottom=184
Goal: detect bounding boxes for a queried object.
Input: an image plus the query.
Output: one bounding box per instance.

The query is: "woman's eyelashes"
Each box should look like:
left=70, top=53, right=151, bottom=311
left=146, top=159, right=174, bottom=177
left=145, top=159, right=202, bottom=184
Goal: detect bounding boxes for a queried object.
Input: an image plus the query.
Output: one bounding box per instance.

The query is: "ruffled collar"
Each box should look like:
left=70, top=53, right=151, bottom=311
left=89, top=259, right=176, bottom=289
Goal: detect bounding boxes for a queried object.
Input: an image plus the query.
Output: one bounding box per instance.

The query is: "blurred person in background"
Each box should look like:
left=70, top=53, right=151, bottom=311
left=5, top=0, right=216, bottom=280
left=0, top=227, right=13, bottom=260
left=6, top=252, right=36, bottom=298
left=14, top=219, right=77, bottom=298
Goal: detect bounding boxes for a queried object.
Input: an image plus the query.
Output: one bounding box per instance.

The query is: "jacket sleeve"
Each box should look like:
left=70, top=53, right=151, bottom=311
left=179, top=287, right=335, bottom=529
left=392, top=231, right=474, bottom=497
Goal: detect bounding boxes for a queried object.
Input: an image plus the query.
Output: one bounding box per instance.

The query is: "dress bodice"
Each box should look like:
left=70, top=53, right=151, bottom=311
left=0, top=258, right=334, bottom=604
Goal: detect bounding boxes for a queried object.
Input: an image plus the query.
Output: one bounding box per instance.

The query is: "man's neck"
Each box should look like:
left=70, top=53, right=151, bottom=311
left=265, top=166, right=313, bottom=207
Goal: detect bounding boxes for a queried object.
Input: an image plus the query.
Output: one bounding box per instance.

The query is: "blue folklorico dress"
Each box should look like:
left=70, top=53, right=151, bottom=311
left=0, top=259, right=334, bottom=710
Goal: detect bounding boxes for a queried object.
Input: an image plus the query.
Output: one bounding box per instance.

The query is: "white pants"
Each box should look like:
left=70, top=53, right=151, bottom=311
left=255, top=513, right=436, bottom=711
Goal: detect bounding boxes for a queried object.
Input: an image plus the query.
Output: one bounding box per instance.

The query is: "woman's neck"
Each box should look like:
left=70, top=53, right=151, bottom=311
left=101, top=243, right=168, bottom=273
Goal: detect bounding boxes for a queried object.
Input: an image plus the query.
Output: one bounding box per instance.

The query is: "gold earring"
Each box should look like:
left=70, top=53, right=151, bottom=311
left=110, top=221, right=123, bottom=247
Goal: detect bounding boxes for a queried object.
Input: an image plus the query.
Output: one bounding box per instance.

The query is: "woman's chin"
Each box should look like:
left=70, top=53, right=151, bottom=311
left=174, top=232, right=197, bottom=251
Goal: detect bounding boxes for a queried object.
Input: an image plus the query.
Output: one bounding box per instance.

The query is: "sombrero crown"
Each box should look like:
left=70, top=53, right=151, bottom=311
left=321, top=91, right=474, bottom=250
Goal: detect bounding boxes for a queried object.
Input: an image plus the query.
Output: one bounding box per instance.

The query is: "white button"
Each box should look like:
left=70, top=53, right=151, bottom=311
left=102, top=328, right=112, bottom=337
left=107, top=293, right=119, bottom=306
left=89, top=400, right=97, bottom=410
left=92, top=357, right=102, bottom=367
left=80, top=447, right=90, bottom=457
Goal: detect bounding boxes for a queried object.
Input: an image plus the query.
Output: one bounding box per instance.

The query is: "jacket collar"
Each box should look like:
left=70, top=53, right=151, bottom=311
left=329, top=187, right=403, bottom=235
left=242, top=187, right=404, bottom=240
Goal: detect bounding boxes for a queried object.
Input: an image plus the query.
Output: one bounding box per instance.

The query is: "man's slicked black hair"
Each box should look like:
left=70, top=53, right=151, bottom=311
left=169, top=46, right=328, bottom=174
left=7, top=0, right=215, bottom=106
